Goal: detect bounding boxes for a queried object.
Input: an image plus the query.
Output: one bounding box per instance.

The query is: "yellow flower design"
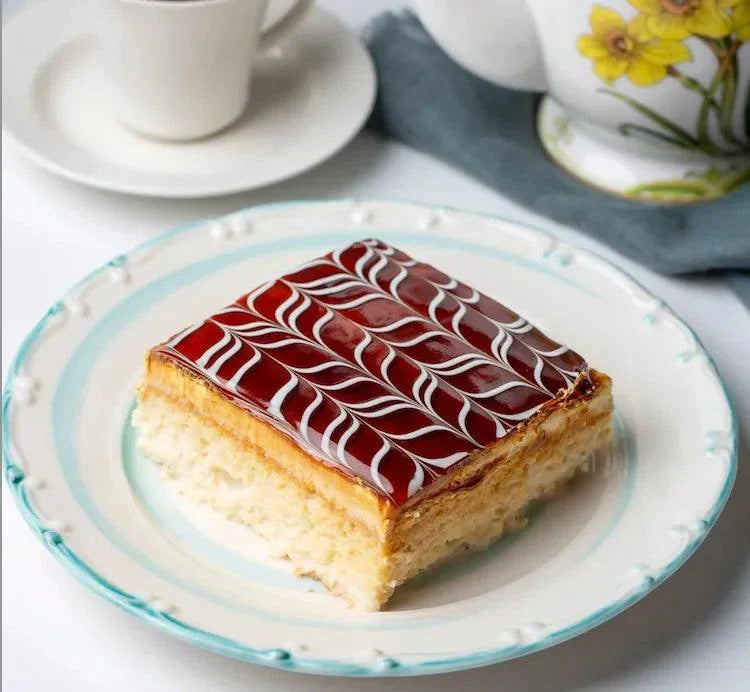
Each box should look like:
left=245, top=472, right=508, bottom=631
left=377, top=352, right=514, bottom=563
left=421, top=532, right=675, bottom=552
left=578, top=5, right=691, bottom=85
left=629, top=0, right=733, bottom=39
left=722, top=0, right=750, bottom=39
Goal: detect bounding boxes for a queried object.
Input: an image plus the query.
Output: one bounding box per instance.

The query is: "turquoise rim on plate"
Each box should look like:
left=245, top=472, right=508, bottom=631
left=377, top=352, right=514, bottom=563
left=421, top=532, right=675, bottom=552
left=2, top=199, right=738, bottom=676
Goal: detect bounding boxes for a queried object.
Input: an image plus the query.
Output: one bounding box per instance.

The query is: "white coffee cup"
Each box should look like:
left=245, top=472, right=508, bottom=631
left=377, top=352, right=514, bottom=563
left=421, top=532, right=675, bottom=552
left=95, top=0, right=313, bottom=141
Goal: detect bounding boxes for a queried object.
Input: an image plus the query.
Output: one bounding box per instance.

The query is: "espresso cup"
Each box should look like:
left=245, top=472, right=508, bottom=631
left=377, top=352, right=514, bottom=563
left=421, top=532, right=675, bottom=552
left=95, top=0, right=313, bottom=141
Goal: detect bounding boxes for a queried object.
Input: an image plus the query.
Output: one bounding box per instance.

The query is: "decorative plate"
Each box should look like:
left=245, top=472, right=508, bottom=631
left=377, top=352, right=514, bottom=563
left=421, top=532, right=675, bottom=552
left=3, top=200, right=736, bottom=676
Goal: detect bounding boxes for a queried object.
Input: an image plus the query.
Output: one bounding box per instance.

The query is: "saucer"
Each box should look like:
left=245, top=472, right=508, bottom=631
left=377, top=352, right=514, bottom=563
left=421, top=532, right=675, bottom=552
left=1, top=1, right=376, bottom=198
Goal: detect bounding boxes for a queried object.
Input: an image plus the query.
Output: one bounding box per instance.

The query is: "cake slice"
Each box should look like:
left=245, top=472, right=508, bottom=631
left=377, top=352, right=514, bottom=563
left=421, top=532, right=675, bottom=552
left=134, top=238, right=613, bottom=610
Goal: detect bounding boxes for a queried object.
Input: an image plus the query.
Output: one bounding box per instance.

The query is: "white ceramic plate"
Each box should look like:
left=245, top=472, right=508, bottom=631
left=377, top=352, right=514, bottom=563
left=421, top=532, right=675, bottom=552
left=1, top=1, right=375, bottom=198
left=3, top=200, right=736, bottom=676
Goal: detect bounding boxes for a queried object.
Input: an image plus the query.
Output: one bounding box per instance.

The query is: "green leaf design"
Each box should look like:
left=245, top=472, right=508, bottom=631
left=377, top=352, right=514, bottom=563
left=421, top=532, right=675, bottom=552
left=617, top=123, right=697, bottom=149
left=718, top=54, right=742, bottom=147
left=601, top=86, right=747, bottom=157
left=625, top=167, right=750, bottom=201
left=667, top=67, right=719, bottom=110
left=598, top=88, right=698, bottom=145
left=626, top=181, right=717, bottom=199
left=695, top=37, right=728, bottom=149
left=718, top=167, right=750, bottom=193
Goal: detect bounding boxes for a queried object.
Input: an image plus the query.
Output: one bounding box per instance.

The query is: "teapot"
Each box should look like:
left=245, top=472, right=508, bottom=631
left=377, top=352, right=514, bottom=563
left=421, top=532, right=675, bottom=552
left=413, top=0, right=750, bottom=201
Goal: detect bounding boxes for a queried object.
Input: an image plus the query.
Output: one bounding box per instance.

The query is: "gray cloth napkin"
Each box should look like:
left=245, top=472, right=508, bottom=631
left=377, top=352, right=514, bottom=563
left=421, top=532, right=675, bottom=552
left=364, top=12, right=750, bottom=308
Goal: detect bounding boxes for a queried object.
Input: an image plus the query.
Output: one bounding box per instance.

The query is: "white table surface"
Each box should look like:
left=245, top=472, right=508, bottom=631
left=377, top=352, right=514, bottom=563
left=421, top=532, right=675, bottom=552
left=3, top=2, right=749, bottom=690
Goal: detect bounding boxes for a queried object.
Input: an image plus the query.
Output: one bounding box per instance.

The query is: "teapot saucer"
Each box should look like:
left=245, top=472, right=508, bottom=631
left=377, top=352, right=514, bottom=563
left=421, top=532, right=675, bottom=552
left=1, top=0, right=375, bottom=198
left=537, top=97, right=750, bottom=203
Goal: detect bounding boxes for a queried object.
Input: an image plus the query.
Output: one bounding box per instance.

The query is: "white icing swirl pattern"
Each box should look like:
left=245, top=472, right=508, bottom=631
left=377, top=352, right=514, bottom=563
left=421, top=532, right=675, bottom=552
left=155, top=239, right=589, bottom=505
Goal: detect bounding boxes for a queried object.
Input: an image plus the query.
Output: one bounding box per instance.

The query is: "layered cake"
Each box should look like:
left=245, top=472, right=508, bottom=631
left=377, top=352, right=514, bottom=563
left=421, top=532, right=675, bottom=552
left=134, top=238, right=613, bottom=610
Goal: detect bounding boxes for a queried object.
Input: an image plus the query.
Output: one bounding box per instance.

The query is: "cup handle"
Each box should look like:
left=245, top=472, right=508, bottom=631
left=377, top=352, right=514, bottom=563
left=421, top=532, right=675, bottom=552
left=259, top=0, right=314, bottom=52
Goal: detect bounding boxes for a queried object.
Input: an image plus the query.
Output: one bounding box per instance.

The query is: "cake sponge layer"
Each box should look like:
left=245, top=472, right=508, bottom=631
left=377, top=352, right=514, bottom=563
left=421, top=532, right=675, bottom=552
left=134, top=394, right=391, bottom=610
left=134, top=365, right=612, bottom=609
